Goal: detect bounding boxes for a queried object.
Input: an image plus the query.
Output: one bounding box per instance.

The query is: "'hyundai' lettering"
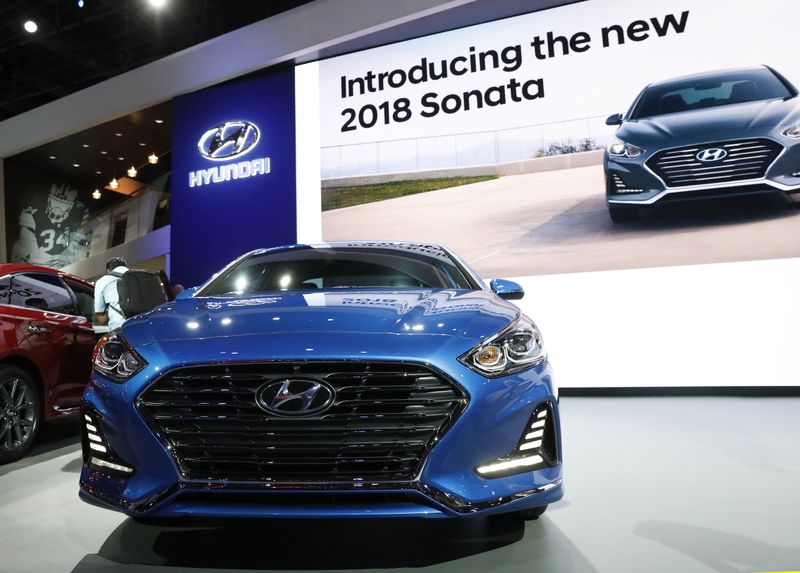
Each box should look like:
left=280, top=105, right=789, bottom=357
left=188, top=157, right=271, bottom=188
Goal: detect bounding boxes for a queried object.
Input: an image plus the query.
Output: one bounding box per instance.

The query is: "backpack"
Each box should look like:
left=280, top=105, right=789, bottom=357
left=110, top=270, right=167, bottom=318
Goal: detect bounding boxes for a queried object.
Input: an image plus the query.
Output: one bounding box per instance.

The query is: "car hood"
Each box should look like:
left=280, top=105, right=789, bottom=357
left=617, top=97, right=800, bottom=146
left=122, top=289, right=520, bottom=357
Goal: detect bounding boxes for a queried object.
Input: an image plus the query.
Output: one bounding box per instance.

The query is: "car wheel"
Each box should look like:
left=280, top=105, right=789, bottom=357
left=0, top=366, right=41, bottom=464
left=608, top=204, right=639, bottom=223
left=515, top=505, right=548, bottom=520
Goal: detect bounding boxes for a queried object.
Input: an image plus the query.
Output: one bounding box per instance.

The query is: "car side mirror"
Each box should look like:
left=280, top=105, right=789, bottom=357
left=605, top=113, right=623, bottom=126
left=175, top=286, right=199, bottom=300
left=490, top=279, right=524, bottom=300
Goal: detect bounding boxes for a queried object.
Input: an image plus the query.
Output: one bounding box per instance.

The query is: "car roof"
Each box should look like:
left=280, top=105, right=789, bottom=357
left=0, top=263, right=93, bottom=287
left=645, top=65, right=772, bottom=89
left=250, top=240, right=451, bottom=259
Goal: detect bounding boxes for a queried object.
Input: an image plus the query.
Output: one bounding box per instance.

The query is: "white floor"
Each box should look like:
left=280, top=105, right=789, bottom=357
left=513, top=256, right=800, bottom=389
left=1, top=396, right=799, bottom=573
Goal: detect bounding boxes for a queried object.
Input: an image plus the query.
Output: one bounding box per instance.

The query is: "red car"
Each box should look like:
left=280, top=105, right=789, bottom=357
left=0, top=264, right=97, bottom=463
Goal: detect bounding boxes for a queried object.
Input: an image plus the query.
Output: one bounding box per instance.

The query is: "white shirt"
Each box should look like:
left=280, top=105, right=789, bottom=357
left=94, top=266, right=129, bottom=330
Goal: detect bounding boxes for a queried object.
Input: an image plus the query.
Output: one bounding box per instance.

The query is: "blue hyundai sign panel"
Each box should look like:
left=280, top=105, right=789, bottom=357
left=170, top=67, right=297, bottom=287
left=78, top=242, right=562, bottom=521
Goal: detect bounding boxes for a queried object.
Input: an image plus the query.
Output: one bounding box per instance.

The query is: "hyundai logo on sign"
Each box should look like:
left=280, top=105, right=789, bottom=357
left=198, top=121, right=260, bottom=160
left=696, top=148, right=728, bottom=162
left=189, top=120, right=271, bottom=188
left=256, top=379, right=336, bottom=416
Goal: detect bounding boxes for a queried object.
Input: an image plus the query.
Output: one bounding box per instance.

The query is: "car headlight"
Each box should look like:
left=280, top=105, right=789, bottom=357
left=782, top=123, right=800, bottom=139
left=460, top=316, right=546, bottom=377
left=607, top=138, right=645, bottom=158
left=92, top=332, right=147, bottom=383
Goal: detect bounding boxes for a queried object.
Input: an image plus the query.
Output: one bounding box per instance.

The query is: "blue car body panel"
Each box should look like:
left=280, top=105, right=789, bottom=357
left=80, top=252, right=563, bottom=519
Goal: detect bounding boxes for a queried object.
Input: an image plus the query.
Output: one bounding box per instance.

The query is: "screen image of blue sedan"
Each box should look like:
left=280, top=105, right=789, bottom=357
left=79, top=242, right=562, bottom=520
left=604, top=66, right=800, bottom=222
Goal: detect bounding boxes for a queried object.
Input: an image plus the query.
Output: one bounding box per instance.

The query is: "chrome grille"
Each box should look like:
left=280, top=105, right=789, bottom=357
left=138, top=362, right=467, bottom=483
left=647, top=138, right=782, bottom=187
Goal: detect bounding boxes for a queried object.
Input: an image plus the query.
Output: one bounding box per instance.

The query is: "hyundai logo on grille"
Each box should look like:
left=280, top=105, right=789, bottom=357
left=197, top=121, right=260, bottom=161
left=696, top=147, right=728, bottom=162
left=256, top=378, right=335, bottom=416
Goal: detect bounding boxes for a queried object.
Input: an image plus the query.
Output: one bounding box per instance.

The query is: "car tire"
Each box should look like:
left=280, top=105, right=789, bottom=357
left=0, top=366, right=42, bottom=464
left=608, top=204, right=639, bottom=223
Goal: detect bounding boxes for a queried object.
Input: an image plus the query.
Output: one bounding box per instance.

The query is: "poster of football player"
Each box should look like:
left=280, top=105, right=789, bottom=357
left=10, top=183, right=92, bottom=269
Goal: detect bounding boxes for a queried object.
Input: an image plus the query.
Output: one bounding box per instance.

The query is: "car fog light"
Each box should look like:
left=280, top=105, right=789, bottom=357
left=82, top=410, right=134, bottom=475
left=475, top=403, right=556, bottom=478
left=476, top=454, right=544, bottom=476
left=89, top=457, right=134, bottom=474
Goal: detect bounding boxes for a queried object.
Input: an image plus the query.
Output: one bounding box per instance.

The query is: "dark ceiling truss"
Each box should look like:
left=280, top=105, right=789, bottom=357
left=0, top=0, right=312, bottom=121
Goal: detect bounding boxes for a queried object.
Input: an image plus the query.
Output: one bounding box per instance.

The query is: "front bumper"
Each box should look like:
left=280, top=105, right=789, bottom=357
left=79, top=356, right=563, bottom=519
left=605, top=136, right=800, bottom=206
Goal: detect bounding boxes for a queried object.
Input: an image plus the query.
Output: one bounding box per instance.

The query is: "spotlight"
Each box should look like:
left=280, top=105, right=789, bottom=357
left=154, top=119, right=164, bottom=124
left=148, top=0, right=167, bottom=7
left=109, top=178, right=119, bottom=190
left=77, top=0, right=85, bottom=8
left=23, top=20, right=38, bottom=34
left=127, top=166, right=137, bottom=178
left=148, top=153, right=159, bottom=165
left=92, top=189, right=102, bottom=200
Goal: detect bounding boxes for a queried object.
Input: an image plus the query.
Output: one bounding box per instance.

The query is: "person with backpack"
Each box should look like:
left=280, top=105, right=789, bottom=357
left=94, top=257, right=129, bottom=329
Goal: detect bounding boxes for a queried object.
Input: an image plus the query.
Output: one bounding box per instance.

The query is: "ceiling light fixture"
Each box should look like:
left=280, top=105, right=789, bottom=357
left=95, top=170, right=102, bottom=175
left=117, top=156, right=124, bottom=161
left=23, top=20, right=38, bottom=34
left=154, top=119, right=164, bottom=124
left=82, top=144, right=90, bottom=148
left=100, top=150, right=108, bottom=155
left=139, top=142, right=147, bottom=147
left=115, top=133, right=122, bottom=137
left=148, top=0, right=167, bottom=8
left=48, top=155, right=56, bottom=160
left=109, top=178, right=119, bottom=190
left=148, top=153, right=159, bottom=165
left=127, top=166, right=138, bottom=178
left=92, top=188, right=101, bottom=200
left=73, top=163, right=80, bottom=168
left=77, top=0, right=85, bottom=8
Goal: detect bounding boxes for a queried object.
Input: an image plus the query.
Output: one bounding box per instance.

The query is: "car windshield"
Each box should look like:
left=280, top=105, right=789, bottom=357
left=197, top=245, right=477, bottom=296
left=629, top=68, right=793, bottom=120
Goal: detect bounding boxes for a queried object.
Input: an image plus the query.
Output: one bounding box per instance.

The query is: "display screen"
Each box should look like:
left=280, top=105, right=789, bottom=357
left=295, top=0, right=800, bottom=387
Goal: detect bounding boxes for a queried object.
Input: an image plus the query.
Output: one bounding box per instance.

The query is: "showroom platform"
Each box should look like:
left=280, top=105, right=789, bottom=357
left=1, top=396, right=798, bottom=573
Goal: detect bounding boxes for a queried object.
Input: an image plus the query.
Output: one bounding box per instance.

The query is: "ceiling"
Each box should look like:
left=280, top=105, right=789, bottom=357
left=10, top=100, right=172, bottom=196
left=0, top=0, right=313, bottom=121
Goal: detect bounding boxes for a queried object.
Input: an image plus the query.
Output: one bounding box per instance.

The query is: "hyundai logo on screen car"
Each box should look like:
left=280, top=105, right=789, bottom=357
left=188, top=119, right=271, bottom=188
left=696, top=148, right=728, bottom=162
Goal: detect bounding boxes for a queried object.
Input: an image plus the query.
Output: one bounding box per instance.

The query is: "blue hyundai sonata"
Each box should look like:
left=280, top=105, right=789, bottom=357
left=605, top=66, right=800, bottom=222
left=79, top=242, right=562, bottom=520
